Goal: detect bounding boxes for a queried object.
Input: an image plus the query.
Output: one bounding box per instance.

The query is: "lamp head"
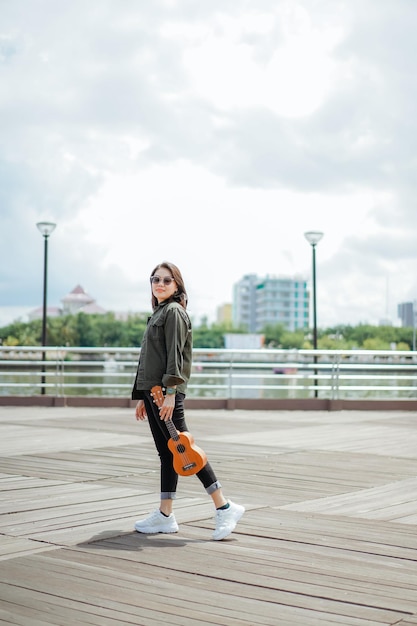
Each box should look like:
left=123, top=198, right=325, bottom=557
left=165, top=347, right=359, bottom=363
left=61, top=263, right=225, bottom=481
left=37, top=221, right=57, bottom=237
left=304, top=231, right=324, bottom=246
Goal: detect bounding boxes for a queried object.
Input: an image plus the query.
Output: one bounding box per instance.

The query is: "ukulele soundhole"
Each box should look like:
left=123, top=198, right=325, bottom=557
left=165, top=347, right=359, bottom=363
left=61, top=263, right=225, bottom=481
left=176, top=444, right=186, bottom=454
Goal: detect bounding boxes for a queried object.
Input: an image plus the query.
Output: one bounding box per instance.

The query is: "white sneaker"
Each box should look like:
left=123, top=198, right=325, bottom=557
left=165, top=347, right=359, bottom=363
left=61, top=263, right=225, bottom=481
left=213, top=501, right=245, bottom=541
left=134, top=509, right=179, bottom=534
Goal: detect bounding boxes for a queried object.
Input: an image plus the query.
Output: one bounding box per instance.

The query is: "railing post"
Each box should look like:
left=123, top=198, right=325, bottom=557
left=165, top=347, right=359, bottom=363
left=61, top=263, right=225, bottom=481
left=56, top=348, right=65, bottom=397
left=330, top=353, right=340, bottom=400
left=228, top=354, right=234, bottom=399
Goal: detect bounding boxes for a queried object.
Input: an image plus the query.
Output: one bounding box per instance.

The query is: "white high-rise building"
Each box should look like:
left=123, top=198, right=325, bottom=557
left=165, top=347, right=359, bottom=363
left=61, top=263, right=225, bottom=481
left=233, top=274, right=309, bottom=332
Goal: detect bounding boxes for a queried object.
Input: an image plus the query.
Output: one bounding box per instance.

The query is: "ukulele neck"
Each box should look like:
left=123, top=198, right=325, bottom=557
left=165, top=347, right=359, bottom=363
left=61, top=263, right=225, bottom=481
left=166, top=419, right=180, bottom=441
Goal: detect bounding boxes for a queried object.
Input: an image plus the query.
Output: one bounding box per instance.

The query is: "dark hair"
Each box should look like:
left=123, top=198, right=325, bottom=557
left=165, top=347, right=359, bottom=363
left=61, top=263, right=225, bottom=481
left=150, top=261, right=188, bottom=310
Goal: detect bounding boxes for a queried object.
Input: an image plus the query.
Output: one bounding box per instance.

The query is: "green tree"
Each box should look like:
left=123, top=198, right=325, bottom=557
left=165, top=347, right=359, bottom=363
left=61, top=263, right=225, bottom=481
left=95, top=313, right=127, bottom=346
left=362, top=337, right=391, bottom=350
left=396, top=341, right=410, bottom=351
left=73, top=313, right=99, bottom=347
left=0, top=319, right=42, bottom=346
left=0, top=315, right=414, bottom=351
left=280, top=329, right=306, bottom=349
left=48, top=315, right=77, bottom=346
left=193, top=323, right=227, bottom=348
left=261, top=324, right=287, bottom=348
left=124, top=313, right=149, bottom=347
left=3, top=335, right=20, bottom=346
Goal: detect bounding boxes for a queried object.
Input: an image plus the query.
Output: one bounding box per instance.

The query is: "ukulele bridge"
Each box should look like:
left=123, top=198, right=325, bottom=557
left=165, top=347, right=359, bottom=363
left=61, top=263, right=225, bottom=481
left=182, top=462, right=197, bottom=471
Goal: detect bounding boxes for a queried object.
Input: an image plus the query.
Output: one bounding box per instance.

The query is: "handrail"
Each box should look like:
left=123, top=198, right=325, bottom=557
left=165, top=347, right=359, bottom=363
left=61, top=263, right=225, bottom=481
left=0, top=345, right=416, bottom=400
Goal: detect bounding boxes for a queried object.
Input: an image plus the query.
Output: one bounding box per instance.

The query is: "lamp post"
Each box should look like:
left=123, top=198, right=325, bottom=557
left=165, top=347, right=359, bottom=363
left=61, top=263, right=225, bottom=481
left=36, top=221, right=56, bottom=394
left=304, top=230, right=324, bottom=398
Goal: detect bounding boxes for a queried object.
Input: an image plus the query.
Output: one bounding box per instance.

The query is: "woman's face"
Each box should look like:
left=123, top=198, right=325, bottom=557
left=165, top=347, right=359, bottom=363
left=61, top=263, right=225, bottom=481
left=151, top=267, right=177, bottom=303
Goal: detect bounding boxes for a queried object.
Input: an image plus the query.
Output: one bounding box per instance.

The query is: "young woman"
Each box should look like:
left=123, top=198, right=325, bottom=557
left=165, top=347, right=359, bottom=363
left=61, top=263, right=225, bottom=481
left=132, top=261, right=244, bottom=540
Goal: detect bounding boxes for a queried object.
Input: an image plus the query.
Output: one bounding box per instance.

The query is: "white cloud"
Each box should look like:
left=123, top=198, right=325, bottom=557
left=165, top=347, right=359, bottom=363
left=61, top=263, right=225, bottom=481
left=180, top=5, right=346, bottom=118
left=1, top=0, right=417, bottom=331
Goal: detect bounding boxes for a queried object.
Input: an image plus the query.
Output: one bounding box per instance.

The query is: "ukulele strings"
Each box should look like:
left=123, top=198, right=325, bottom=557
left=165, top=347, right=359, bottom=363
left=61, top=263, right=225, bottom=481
left=167, top=419, right=193, bottom=470
left=151, top=387, right=194, bottom=472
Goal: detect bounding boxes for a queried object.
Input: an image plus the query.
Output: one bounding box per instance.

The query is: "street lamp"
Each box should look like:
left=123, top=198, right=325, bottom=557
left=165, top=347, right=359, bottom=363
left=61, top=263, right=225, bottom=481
left=304, top=230, right=324, bottom=398
left=36, top=221, right=56, bottom=395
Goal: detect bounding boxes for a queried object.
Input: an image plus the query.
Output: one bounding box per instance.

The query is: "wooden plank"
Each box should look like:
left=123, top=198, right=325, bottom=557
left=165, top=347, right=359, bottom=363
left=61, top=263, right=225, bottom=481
left=0, top=445, right=155, bottom=482
left=87, top=531, right=417, bottom=604
left=281, top=477, right=417, bottom=521
left=396, top=616, right=417, bottom=626
left=238, top=508, right=417, bottom=555
left=0, top=482, right=139, bottom=515
left=2, top=406, right=417, bottom=625
left=0, top=553, right=407, bottom=626
left=0, top=536, right=57, bottom=560
left=0, top=423, right=139, bottom=456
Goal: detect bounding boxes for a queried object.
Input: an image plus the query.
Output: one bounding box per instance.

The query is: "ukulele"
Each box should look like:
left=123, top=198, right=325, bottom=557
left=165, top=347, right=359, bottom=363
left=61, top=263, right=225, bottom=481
left=151, top=385, right=208, bottom=476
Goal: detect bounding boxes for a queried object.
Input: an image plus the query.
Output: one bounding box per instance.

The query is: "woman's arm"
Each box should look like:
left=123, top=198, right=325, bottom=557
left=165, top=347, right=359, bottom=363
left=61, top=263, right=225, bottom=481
left=162, top=306, right=190, bottom=388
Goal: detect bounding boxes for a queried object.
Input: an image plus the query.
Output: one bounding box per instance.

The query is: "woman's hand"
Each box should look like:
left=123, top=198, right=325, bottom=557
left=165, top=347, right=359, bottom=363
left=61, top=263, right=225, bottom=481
left=135, top=400, right=147, bottom=421
left=159, top=394, right=176, bottom=421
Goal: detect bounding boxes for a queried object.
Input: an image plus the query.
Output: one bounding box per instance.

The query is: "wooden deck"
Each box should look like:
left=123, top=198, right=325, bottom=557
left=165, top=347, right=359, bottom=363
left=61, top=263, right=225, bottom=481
left=1, top=406, right=417, bottom=625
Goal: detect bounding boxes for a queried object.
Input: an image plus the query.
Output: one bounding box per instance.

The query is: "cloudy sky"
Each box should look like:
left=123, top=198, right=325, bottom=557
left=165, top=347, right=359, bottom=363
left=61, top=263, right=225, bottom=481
left=1, top=0, right=417, bottom=330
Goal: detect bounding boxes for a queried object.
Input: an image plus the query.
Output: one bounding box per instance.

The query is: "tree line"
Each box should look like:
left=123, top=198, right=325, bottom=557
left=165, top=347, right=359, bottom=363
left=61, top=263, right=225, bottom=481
left=0, top=312, right=415, bottom=351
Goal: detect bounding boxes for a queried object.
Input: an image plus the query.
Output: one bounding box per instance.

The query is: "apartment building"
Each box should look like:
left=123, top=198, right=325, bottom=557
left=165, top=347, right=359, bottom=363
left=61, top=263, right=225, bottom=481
left=398, top=302, right=415, bottom=327
left=233, top=274, right=309, bottom=332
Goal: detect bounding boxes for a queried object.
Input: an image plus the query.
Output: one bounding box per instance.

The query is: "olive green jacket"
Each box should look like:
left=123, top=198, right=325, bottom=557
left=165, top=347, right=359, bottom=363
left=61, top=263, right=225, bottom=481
left=132, top=300, right=192, bottom=400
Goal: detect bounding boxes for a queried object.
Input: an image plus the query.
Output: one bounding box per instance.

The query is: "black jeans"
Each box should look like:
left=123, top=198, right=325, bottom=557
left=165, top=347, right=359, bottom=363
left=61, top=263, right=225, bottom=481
left=143, top=391, right=221, bottom=499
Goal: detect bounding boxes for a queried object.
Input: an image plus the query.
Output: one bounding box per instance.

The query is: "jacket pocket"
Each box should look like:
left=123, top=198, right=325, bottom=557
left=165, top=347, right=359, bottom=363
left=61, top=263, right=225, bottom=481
left=148, top=317, right=165, bottom=344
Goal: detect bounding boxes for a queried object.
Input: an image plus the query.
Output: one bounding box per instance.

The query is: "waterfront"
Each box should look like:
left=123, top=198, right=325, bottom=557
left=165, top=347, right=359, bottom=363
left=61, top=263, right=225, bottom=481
left=1, top=357, right=417, bottom=400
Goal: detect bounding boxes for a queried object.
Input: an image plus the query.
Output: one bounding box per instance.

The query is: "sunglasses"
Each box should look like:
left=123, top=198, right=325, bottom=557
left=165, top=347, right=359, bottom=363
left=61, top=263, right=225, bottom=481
left=150, top=275, right=175, bottom=285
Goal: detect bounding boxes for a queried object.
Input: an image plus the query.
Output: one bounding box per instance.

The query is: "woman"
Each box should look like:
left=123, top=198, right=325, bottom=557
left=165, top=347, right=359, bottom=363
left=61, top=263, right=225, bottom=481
left=132, top=261, right=244, bottom=540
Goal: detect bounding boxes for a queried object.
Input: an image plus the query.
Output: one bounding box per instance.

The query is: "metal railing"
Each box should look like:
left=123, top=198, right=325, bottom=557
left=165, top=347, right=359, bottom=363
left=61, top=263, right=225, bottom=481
left=1, top=346, right=417, bottom=400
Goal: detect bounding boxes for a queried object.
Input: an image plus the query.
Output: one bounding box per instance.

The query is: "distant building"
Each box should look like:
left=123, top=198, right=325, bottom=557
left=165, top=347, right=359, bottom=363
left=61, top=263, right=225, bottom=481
left=378, top=318, right=393, bottom=327
left=28, top=306, right=62, bottom=322
left=232, top=274, right=259, bottom=331
left=61, top=285, right=106, bottom=315
left=29, top=285, right=107, bottom=320
left=216, top=303, right=232, bottom=325
left=233, top=273, right=309, bottom=332
left=398, top=302, right=415, bottom=327
left=224, top=333, right=264, bottom=349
